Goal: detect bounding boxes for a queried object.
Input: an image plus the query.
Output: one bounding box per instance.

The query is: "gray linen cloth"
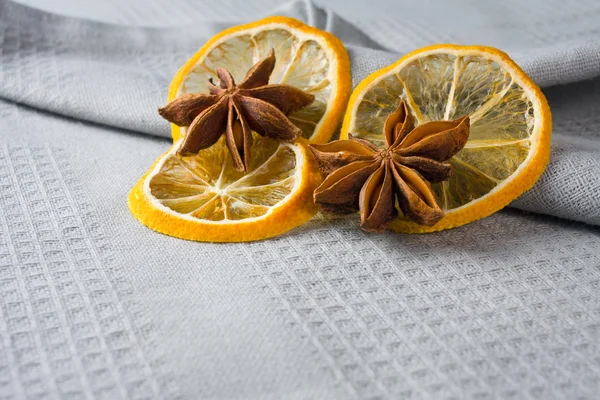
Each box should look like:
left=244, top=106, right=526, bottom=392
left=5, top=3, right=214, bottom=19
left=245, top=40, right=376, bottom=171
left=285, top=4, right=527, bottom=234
left=1, top=0, right=600, bottom=399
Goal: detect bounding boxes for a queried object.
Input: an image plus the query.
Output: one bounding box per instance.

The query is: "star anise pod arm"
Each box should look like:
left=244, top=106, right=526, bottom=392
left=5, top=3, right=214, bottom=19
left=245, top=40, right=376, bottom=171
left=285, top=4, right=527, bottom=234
left=225, top=99, right=252, bottom=172
left=391, top=163, right=444, bottom=226
left=309, top=100, right=470, bottom=232
left=219, top=68, right=236, bottom=89
left=392, top=155, right=453, bottom=183
left=309, top=137, right=377, bottom=175
left=237, top=96, right=305, bottom=141
left=394, top=116, right=470, bottom=161
left=384, top=100, right=414, bottom=147
left=313, top=161, right=380, bottom=214
left=239, top=49, right=276, bottom=89
left=359, top=162, right=397, bottom=232
left=158, top=93, right=220, bottom=126
left=158, top=48, right=315, bottom=172
left=178, top=96, right=229, bottom=155
left=240, top=85, right=315, bottom=114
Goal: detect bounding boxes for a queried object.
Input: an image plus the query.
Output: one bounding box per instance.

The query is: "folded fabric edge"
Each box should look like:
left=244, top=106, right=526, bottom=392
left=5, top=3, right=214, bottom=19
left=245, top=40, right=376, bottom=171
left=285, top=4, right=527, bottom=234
left=512, top=40, right=600, bottom=88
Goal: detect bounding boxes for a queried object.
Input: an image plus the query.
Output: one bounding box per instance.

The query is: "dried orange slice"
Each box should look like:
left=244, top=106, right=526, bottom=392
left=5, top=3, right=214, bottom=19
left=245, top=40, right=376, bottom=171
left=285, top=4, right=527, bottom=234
left=129, top=135, right=320, bottom=242
left=342, top=44, right=552, bottom=233
left=167, top=16, right=351, bottom=144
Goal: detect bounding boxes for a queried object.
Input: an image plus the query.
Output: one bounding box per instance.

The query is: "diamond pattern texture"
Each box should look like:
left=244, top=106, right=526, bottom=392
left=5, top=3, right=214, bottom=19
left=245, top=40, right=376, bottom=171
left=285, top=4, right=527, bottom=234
left=1, top=0, right=600, bottom=399
left=247, top=215, right=600, bottom=399
left=0, top=144, right=179, bottom=399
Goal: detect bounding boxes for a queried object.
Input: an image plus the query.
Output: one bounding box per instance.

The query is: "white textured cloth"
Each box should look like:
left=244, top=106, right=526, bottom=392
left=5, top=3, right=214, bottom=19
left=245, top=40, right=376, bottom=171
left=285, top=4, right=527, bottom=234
left=1, top=0, right=600, bottom=399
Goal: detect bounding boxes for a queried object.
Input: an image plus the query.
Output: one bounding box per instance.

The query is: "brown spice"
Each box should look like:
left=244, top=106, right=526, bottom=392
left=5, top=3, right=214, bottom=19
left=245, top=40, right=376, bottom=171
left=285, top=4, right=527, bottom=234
left=310, top=100, right=470, bottom=232
left=158, top=49, right=315, bottom=172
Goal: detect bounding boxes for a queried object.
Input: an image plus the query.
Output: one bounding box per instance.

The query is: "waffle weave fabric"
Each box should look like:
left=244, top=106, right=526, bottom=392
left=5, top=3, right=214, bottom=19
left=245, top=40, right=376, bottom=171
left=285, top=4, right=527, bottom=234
left=1, top=0, right=600, bottom=399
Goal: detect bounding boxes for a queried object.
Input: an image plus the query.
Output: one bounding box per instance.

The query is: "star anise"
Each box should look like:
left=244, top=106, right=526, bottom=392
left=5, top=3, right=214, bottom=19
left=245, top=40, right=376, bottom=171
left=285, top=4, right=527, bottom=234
left=158, top=49, right=315, bottom=172
left=309, top=100, right=470, bottom=232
